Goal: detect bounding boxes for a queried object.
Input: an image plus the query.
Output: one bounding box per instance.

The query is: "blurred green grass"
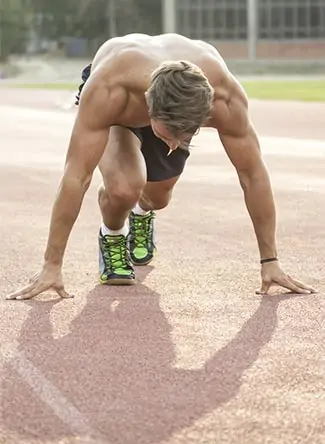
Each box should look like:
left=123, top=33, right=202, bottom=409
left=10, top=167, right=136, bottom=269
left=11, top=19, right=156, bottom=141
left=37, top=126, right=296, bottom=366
left=3, top=80, right=325, bottom=102
left=241, top=80, right=325, bottom=102
left=6, top=82, right=76, bottom=90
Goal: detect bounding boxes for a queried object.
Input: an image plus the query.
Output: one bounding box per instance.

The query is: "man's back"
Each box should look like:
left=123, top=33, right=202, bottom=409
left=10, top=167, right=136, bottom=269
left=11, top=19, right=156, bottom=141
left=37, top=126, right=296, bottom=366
left=80, top=33, right=238, bottom=131
left=92, top=33, right=226, bottom=71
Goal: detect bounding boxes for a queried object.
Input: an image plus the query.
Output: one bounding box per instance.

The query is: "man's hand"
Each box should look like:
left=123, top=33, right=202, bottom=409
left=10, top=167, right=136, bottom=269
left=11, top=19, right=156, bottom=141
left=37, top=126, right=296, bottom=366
left=256, top=261, right=317, bottom=295
left=6, top=263, right=73, bottom=301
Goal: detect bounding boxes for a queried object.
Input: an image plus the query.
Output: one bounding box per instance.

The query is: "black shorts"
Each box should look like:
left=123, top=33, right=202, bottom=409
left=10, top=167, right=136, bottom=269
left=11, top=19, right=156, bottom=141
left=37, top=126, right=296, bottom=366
left=76, top=64, right=190, bottom=182
left=127, top=126, right=190, bottom=182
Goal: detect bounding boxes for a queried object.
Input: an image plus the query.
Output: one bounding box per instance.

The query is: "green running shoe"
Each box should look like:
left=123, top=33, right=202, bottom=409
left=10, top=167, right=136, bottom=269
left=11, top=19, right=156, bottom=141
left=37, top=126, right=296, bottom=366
left=129, top=211, right=156, bottom=266
left=98, top=231, right=135, bottom=285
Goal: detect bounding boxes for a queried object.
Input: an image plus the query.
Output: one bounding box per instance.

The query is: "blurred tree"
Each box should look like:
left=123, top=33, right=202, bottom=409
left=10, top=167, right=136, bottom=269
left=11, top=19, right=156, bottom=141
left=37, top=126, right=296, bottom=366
left=135, top=0, right=162, bottom=35
left=73, top=0, right=163, bottom=47
left=0, top=0, right=29, bottom=61
left=0, top=0, right=163, bottom=60
left=28, top=0, right=81, bottom=40
left=75, top=0, right=110, bottom=40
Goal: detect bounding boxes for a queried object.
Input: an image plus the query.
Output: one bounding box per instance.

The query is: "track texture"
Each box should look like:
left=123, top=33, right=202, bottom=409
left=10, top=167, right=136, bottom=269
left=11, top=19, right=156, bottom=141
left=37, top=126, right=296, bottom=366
left=0, top=89, right=324, bottom=444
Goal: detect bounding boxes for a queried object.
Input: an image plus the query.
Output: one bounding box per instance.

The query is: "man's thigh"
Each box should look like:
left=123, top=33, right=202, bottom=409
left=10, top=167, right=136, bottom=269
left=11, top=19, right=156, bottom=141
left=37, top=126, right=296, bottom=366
left=98, top=126, right=146, bottom=188
left=139, top=126, right=190, bottom=182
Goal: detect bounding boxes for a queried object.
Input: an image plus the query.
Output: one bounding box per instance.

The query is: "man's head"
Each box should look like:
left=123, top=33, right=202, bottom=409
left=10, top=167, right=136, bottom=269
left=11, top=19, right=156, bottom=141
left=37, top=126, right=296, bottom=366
left=146, top=60, right=214, bottom=150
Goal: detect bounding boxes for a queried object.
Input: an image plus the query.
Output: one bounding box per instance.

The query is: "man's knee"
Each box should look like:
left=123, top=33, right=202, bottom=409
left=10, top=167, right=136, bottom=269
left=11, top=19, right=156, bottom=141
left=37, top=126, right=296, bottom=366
left=140, top=176, right=179, bottom=210
left=98, top=176, right=145, bottom=209
left=141, top=187, right=173, bottom=210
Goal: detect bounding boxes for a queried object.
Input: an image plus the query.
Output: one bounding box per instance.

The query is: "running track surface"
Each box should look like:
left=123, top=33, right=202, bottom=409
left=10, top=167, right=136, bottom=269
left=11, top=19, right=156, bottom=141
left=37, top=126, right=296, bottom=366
left=0, top=88, right=324, bottom=444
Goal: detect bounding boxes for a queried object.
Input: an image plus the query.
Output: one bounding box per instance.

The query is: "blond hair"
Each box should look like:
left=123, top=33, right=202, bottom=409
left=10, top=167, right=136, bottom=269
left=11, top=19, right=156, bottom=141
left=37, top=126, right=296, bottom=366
left=146, top=60, right=214, bottom=136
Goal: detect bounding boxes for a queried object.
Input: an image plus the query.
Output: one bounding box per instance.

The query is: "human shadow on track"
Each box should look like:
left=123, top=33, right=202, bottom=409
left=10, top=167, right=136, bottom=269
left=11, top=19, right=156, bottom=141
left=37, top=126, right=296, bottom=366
left=2, top=266, right=302, bottom=444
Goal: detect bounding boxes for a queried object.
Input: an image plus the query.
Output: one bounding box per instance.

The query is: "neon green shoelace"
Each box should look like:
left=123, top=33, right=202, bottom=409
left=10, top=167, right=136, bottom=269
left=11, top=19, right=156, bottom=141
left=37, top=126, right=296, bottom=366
left=103, top=236, right=128, bottom=269
left=133, top=216, right=153, bottom=249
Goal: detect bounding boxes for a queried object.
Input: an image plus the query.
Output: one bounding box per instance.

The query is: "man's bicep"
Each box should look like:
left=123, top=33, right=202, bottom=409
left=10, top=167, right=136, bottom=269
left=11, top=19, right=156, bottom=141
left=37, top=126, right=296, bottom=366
left=64, top=80, right=125, bottom=180
left=219, top=125, right=262, bottom=174
left=213, top=77, right=263, bottom=174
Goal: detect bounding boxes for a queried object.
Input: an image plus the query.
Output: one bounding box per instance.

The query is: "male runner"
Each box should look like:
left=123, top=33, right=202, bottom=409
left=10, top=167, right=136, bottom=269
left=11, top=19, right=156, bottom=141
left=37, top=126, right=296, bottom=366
left=6, top=33, right=316, bottom=300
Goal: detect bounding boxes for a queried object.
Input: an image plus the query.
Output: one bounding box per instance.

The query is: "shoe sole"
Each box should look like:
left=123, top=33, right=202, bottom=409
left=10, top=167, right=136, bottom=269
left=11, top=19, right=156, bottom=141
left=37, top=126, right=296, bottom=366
left=132, top=258, right=154, bottom=266
left=100, top=277, right=135, bottom=286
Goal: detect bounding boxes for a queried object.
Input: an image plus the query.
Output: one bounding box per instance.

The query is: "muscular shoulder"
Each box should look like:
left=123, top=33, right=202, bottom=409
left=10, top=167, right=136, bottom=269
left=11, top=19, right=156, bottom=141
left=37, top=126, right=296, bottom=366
left=77, top=65, right=128, bottom=129
left=93, top=47, right=155, bottom=94
left=208, top=66, right=250, bottom=138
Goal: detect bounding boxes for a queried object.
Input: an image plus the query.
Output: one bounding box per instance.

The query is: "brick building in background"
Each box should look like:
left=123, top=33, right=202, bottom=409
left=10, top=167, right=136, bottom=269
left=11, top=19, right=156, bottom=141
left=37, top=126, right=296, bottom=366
left=174, top=0, right=325, bottom=60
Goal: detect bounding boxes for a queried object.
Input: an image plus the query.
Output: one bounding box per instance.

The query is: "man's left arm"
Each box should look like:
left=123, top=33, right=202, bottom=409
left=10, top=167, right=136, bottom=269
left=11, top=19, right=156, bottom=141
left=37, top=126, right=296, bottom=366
left=214, top=88, right=316, bottom=295
left=220, top=124, right=277, bottom=262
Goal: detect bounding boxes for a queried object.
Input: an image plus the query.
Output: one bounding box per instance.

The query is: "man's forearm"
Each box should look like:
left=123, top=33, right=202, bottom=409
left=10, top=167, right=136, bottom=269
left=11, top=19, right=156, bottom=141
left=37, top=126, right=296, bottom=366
left=44, top=176, right=90, bottom=266
left=240, top=166, right=277, bottom=260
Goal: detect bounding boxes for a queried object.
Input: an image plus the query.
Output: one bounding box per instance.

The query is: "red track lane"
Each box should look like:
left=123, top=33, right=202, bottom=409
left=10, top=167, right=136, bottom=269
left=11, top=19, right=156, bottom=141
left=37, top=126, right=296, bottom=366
left=0, top=89, right=324, bottom=444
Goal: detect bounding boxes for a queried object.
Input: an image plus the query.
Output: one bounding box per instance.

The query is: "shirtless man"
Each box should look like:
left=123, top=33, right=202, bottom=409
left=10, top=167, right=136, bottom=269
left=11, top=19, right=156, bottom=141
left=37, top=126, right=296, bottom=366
left=6, top=33, right=316, bottom=300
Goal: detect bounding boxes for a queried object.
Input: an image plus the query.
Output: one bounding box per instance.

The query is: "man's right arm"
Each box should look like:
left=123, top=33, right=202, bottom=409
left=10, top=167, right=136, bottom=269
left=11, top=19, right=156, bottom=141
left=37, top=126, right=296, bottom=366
left=44, top=81, right=126, bottom=267
left=5, top=77, right=128, bottom=300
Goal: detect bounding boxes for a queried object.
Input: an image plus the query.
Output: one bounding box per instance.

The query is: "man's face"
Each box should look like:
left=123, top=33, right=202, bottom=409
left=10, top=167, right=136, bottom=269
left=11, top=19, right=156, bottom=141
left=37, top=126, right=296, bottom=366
left=151, top=119, right=191, bottom=152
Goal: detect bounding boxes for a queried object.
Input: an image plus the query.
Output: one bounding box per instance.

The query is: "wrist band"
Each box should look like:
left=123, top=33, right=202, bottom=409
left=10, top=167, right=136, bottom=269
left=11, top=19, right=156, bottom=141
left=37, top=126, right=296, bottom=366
left=260, top=257, right=278, bottom=264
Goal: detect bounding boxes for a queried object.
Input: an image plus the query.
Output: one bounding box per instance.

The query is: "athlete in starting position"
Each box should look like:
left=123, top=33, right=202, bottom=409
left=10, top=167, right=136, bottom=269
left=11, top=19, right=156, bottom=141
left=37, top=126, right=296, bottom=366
left=6, top=33, right=316, bottom=300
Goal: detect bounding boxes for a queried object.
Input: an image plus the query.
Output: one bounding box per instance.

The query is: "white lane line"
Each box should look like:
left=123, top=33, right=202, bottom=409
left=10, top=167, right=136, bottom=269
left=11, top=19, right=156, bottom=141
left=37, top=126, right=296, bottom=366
left=181, top=166, right=325, bottom=192
left=1, top=104, right=324, bottom=170
left=258, top=137, right=325, bottom=158
left=1, top=104, right=325, bottom=148
left=193, top=134, right=325, bottom=157
left=0, top=105, right=76, bottom=124
left=1, top=341, right=104, bottom=443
